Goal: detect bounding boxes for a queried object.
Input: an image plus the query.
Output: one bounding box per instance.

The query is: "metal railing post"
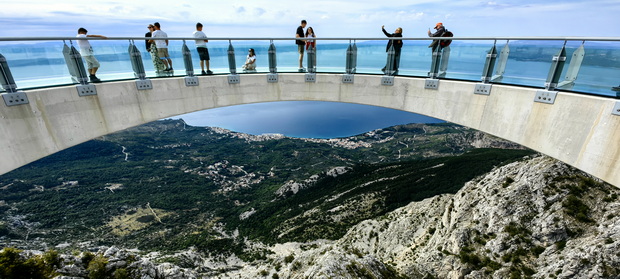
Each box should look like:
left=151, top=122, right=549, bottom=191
left=384, top=44, right=395, bottom=76
left=345, top=43, right=352, bottom=72
left=128, top=40, right=152, bottom=90
left=425, top=41, right=442, bottom=89
left=308, top=44, right=316, bottom=75
left=182, top=40, right=198, bottom=86
left=0, top=54, right=17, bottom=94
left=534, top=41, right=568, bottom=104
left=381, top=43, right=396, bottom=86
left=227, top=41, right=239, bottom=84
left=343, top=40, right=356, bottom=83
left=352, top=41, right=358, bottom=74
left=557, top=42, right=585, bottom=89
left=268, top=41, right=277, bottom=73
left=63, top=41, right=98, bottom=96
left=0, top=53, right=28, bottom=106
left=182, top=41, right=194, bottom=77
left=305, top=44, right=316, bottom=82
left=438, top=46, right=450, bottom=77
left=307, top=45, right=316, bottom=73
left=481, top=42, right=498, bottom=83
left=267, top=40, right=278, bottom=83
left=62, top=41, right=89, bottom=85
left=544, top=41, right=568, bottom=91
left=474, top=42, right=498, bottom=95
left=429, top=45, right=442, bottom=79
left=227, top=41, right=237, bottom=74
left=491, top=41, right=510, bottom=82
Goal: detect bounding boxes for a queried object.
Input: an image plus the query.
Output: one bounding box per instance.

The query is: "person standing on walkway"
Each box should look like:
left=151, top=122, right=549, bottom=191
left=76, top=27, right=106, bottom=83
left=193, top=22, right=212, bottom=75
left=428, top=22, right=446, bottom=51
left=381, top=25, right=403, bottom=74
left=295, top=20, right=307, bottom=72
left=146, top=24, right=166, bottom=73
left=150, top=22, right=173, bottom=72
left=305, top=27, right=316, bottom=50
left=145, top=25, right=153, bottom=51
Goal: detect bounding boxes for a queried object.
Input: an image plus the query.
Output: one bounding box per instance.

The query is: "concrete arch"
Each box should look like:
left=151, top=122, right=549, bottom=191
left=1, top=73, right=619, bottom=187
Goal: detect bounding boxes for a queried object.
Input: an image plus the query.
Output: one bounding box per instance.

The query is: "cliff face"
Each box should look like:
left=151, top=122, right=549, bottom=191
left=220, top=155, right=620, bottom=279
left=333, top=155, right=620, bottom=278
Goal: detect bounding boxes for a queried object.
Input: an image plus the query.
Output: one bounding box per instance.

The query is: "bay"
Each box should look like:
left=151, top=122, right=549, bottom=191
left=173, top=101, right=443, bottom=139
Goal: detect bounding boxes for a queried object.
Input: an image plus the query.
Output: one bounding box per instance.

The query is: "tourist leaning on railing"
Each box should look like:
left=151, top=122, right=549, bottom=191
left=76, top=27, right=106, bottom=83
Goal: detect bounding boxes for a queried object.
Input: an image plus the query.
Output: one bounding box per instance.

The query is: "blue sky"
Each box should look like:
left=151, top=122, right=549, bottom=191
left=2, top=0, right=619, bottom=38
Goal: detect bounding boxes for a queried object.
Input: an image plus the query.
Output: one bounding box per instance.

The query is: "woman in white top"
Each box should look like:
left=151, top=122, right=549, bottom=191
left=305, top=27, right=316, bottom=50
left=305, top=27, right=317, bottom=72
left=242, top=48, right=257, bottom=71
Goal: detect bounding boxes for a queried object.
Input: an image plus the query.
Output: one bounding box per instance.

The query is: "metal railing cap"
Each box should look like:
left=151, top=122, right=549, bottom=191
left=0, top=36, right=619, bottom=42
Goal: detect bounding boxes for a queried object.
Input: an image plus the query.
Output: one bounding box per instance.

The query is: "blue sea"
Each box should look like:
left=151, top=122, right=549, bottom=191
left=174, top=101, right=444, bottom=139
left=1, top=39, right=619, bottom=138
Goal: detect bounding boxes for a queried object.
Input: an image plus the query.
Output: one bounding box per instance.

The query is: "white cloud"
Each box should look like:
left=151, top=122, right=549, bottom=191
left=0, top=0, right=618, bottom=38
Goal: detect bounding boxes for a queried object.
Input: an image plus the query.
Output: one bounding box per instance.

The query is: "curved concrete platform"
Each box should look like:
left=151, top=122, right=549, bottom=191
left=1, top=73, right=619, bottom=187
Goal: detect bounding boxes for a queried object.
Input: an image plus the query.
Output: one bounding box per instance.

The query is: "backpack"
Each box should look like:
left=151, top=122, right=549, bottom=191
left=440, top=30, right=453, bottom=47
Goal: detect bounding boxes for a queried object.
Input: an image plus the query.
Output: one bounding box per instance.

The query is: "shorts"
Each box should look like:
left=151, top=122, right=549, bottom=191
left=197, top=47, right=210, bottom=61
left=157, top=48, right=170, bottom=59
left=298, top=44, right=305, bottom=54
left=83, top=55, right=100, bottom=69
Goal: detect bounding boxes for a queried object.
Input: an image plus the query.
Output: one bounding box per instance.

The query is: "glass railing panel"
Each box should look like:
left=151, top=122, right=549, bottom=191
left=271, top=41, right=316, bottom=72
left=355, top=41, right=394, bottom=75
left=90, top=40, right=135, bottom=81
left=499, top=40, right=566, bottom=88
left=230, top=41, right=272, bottom=73
left=314, top=41, right=348, bottom=73
left=394, top=41, right=433, bottom=77
left=567, top=41, right=620, bottom=97
left=196, top=41, right=230, bottom=75
left=0, top=37, right=618, bottom=99
left=433, top=41, right=492, bottom=81
left=0, top=41, right=72, bottom=88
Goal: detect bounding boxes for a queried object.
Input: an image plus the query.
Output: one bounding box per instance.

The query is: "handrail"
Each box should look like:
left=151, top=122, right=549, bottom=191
left=0, top=36, right=619, bottom=42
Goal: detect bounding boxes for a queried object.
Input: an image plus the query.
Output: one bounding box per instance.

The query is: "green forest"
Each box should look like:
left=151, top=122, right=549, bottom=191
left=0, top=120, right=534, bottom=257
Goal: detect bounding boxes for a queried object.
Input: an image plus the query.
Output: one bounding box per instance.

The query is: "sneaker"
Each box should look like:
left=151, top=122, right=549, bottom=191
left=298, top=67, right=306, bottom=72
left=89, top=75, right=101, bottom=83
left=206, top=70, right=213, bottom=75
left=201, top=70, right=207, bottom=75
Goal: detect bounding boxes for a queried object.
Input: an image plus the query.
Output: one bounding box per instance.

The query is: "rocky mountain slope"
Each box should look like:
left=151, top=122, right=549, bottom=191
left=2, top=155, right=618, bottom=278
left=253, top=155, right=620, bottom=279
left=1, top=120, right=618, bottom=278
